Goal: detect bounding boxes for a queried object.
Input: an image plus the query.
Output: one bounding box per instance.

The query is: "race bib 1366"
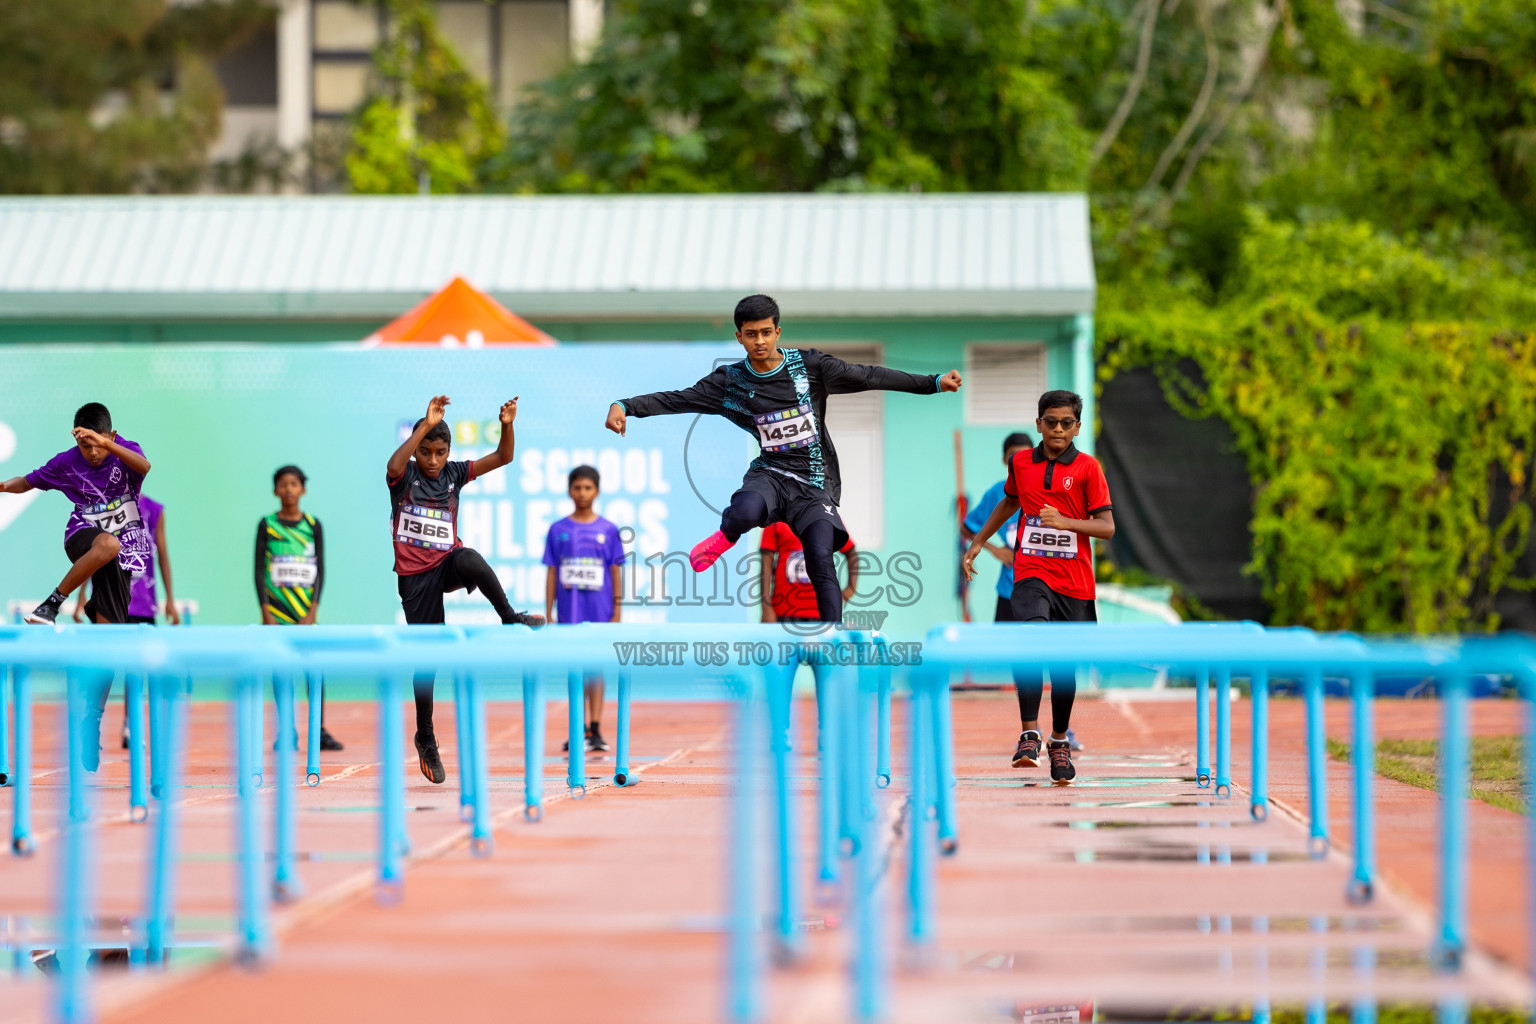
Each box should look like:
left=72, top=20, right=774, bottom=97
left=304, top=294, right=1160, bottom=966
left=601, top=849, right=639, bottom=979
left=397, top=504, right=455, bottom=550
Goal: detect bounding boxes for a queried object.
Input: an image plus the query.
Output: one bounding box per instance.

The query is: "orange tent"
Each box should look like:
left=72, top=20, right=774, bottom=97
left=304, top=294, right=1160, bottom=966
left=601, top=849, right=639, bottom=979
left=361, top=276, right=556, bottom=347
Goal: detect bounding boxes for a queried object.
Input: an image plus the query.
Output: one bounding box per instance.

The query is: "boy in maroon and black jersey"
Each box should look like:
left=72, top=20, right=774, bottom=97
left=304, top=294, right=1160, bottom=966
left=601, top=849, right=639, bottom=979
left=387, top=394, right=545, bottom=784
left=962, top=389, right=1115, bottom=785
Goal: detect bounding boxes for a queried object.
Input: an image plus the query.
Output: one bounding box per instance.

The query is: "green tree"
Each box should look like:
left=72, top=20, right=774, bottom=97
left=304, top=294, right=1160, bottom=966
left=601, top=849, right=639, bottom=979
left=488, top=0, right=1089, bottom=193
left=0, top=0, right=274, bottom=193
left=344, top=0, right=504, bottom=194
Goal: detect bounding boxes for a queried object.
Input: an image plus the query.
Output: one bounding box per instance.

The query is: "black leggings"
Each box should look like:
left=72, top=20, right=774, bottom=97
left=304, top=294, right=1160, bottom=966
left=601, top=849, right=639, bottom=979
left=721, top=491, right=842, bottom=623
left=1015, top=667, right=1076, bottom=735
left=414, top=548, right=521, bottom=732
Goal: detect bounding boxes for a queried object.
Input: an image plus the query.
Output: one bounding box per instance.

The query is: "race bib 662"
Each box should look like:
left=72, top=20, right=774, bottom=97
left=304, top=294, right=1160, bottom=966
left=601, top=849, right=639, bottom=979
left=1020, top=515, right=1079, bottom=559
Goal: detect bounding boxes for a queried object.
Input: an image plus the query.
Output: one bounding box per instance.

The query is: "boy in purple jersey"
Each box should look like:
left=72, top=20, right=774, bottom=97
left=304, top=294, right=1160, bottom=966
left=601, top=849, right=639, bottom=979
left=71, top=493, right=180, bottom=749
left=542, top=466, right=627, bottom=752
left=1, top=402, right=153, bottom=770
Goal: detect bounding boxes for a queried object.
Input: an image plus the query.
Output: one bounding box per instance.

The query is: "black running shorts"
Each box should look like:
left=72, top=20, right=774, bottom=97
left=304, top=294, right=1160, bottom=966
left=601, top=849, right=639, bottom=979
left=397, top=547, right=483, bottom=625
left=66, top=527, right=131, bottom=625
left=1008, top=576, right=1097, bottom=624
left=735, top=467, right=849, bottom=550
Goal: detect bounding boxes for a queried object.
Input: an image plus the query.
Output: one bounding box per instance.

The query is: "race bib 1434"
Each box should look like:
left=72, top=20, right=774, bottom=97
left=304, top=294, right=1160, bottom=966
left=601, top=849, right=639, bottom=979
left=754, top=403, right=819, bottom=453
left=397, top=504, right=455, bottom=550
left=1019, top=515, right=1079, bottom=559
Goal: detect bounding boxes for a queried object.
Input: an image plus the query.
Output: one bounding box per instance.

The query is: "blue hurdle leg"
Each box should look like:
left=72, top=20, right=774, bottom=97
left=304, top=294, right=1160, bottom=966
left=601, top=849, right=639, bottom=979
left=148, top=674, right=166, bottom=800
left=273, top=674, right=300, bottom=902
left=907, top=675, right=934, bottom=948
left=235, top=675, right=268, bottom=961
left=567, top=671, right=586, bottom=795
left=875, top=654, right=891, bottom=790
left=726, top=675, right=762, bottom=1024
left=1348, top=668, right=1376, bottom=904
left=1305, top=668, right=1329, bottom=857
left=377, top=674, right=406, bottom=898
left=0, top=665, right=10, bottom=787
left=1353, top=943, right=1377, bottom=1024
left=454, top=673, right=476, bottom=823
left=468, top=673, right=493, bottom=856
left=851, top=660, right=883, bottom=1023
left=1250, top=668, right=1269, bottom=820
left=1214, top=665, right=1232, bottom=798
left=522, top=671, right=545, bottom=821
left=816, top=660, right=841, bottom=896
left=1306, top=915, right=1327, bottom=1024
left=145, top=685, right=187, bottom=965
left=11, top=667, right=31, bottom=855
left=1196, top=665, right=1211, bottom=787
left=768, top=662, right=799, bottom=962
left=837, top=662, right=861, bottom=855
left=305, top=674, right=322, bottom=786
left=1435, top=671, right=1469, bottom=969
left=126, top=673, right=147, bottom=822
left=931, top=670, right=958, bottom=855
left=59, top=672, right=92, bottom=1024
left=613, top=670, right=632, bottom=787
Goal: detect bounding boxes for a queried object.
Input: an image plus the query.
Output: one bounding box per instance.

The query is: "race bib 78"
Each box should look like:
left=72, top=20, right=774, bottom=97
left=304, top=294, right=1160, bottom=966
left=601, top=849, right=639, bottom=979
left=81, top=497, right=142, bottom=536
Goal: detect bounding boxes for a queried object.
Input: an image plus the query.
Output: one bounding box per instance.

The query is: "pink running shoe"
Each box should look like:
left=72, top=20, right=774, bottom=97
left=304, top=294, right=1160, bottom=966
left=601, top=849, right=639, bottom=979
left=689, top=531, right=735, bottom=572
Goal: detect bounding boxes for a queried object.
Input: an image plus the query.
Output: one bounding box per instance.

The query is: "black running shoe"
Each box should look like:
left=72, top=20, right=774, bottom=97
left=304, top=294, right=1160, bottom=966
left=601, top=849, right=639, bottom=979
left=587, top=725, right=609, bottom=753
left=414, top=731, right=446, bottom=784
left=24, top=601, right=59, bottom=625
left=509, top=611, right=546, bottom=628
left=1011, top=730, right=1043, bottom=768
left=319, top=728, right=344, bottom=752
left=1047, top=739, right=1076, bottom=786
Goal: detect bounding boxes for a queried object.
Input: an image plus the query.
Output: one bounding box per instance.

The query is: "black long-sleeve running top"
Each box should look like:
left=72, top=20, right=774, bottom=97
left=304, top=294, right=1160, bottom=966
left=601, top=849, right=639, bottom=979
left=617, top=348, right=940, bottom=504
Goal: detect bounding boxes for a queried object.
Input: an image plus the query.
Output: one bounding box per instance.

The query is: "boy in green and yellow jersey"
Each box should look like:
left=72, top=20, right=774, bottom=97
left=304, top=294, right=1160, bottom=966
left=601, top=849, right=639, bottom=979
left=255, top=464, right=342, bottom=750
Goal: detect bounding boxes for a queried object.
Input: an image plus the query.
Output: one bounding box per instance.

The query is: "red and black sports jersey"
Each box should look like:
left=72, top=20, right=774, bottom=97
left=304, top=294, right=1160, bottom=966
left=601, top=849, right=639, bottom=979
left=1004, top=443, right=1113, bottom=601
left=760, top=520, right=856, bottom=620
left=387, top=459, right=476, bottom=576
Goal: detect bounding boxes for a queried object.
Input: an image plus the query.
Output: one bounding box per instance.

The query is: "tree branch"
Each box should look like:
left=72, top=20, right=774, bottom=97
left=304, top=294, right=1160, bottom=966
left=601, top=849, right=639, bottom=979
left=1089, top=0, right=1164, bottom=169
left=1142, top=0, right=1219, bottom=193
left=1161, top=0, right=1282, bottom=209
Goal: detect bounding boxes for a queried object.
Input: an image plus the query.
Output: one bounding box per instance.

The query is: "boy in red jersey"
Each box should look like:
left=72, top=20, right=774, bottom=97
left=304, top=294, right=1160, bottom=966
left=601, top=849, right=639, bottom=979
left=388, top=395, right=545, bottom=784
left=962, top=390, right=1115, bottom=785
left=758, top=520, right=858, bottom=626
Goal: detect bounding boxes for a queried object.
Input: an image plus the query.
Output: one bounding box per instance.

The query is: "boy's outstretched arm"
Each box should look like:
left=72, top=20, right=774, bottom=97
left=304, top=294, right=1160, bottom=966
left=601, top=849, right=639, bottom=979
left=816, top=352, right=962, bottom=395
left=961, top=493, right=1021, bottom=582
left=606, top=371, right=729, bottom=436
left=0, top=477, right=32, bottom=494
left=472, top=398, right=519, bottom=476
left=388, top=395, right=449, bottom=480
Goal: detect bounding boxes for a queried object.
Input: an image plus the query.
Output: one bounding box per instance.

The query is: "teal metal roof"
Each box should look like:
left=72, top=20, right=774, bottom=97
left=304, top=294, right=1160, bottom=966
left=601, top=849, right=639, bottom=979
left=0, top=194, right=1095, bottom=321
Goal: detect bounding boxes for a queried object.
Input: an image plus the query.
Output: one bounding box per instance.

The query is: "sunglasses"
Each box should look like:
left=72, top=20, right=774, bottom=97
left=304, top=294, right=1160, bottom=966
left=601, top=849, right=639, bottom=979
left=1040, top=417, right=1078, bottom=430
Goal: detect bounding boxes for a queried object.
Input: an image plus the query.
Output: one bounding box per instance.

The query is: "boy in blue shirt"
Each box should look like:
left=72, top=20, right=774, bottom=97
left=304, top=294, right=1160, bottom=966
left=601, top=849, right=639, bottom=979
left=543, top=465, right=627, bottom=752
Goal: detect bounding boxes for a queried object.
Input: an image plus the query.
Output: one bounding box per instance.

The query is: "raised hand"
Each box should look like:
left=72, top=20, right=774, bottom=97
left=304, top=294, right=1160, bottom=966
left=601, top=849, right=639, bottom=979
left=71, top=426, right=111, bottom=448
left=937, top=370, right=963, bottom=392
left=499, top=398, right=519, bottom=425
left=424, top=395, right=451, bottom=428
left=605, top=402, right=627, bottom=437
